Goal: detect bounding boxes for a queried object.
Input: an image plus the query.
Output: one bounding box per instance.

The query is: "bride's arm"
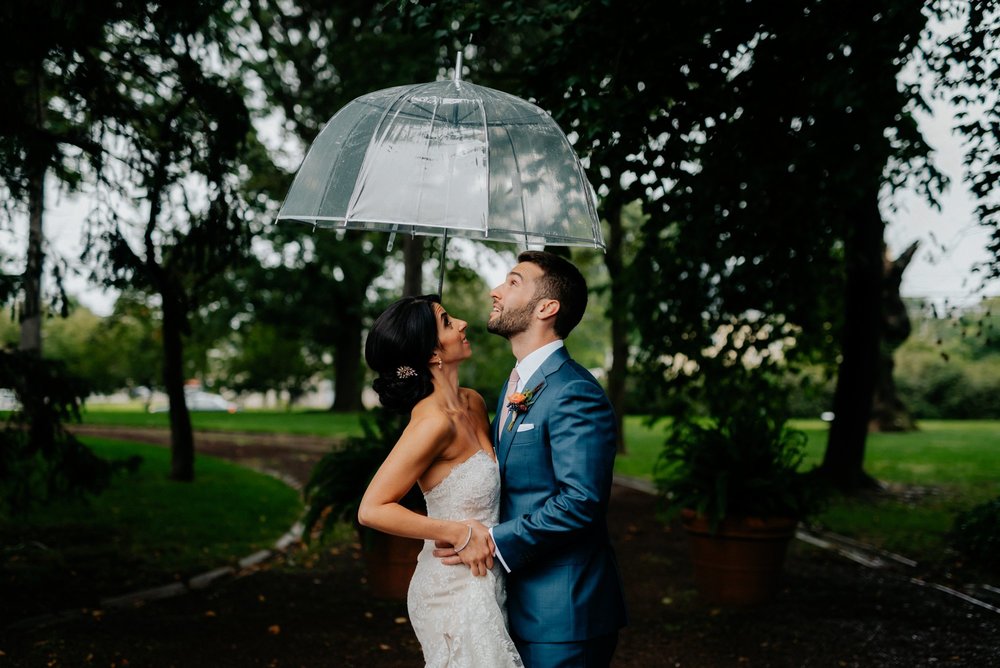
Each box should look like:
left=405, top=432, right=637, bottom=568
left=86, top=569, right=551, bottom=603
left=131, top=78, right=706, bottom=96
left=358, top=412, right=495, bottom=576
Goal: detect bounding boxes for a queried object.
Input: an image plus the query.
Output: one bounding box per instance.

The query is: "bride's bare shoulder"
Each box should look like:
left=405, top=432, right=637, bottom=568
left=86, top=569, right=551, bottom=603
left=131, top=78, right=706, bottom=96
left=407, top=401, right=457, bottom=439
left=459, top=387, right=488, bottom=416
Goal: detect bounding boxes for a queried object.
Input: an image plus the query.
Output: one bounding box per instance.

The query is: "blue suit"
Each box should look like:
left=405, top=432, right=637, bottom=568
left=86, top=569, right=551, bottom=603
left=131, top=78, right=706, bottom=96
left=492, top=346, right=628, bottom=662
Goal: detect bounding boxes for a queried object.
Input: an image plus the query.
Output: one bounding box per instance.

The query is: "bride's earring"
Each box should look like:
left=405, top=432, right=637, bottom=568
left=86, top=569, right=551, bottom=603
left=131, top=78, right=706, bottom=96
left=437, top=358, right=443, bottom=370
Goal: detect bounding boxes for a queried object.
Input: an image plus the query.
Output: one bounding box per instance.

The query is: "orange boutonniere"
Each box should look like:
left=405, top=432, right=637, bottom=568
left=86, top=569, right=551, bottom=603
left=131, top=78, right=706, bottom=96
left=505, top=382, right=544, bottom=431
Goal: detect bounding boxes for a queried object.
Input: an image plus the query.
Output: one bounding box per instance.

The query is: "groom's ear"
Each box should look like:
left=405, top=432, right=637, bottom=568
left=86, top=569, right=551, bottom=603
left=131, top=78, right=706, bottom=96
left=536, top=298, right=560, bottom=321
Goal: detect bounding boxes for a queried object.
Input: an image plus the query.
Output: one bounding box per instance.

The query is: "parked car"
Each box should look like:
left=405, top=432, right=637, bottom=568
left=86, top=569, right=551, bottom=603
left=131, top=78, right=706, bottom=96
left=149, top=390, right=238, bottom=414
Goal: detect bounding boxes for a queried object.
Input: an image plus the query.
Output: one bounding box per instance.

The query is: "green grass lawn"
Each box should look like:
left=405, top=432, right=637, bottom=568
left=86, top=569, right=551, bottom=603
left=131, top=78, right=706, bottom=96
left=799, top=420, right=1000, bottom=561
left=618, top=417, right=1000, bottom=563
left=81, top=405, right=365, bottom=437
left=71, top=406, right=1000, bottom=569
left=1, top=438, right=303, bottom=624
left=620, top=418, right=1000, bottom=488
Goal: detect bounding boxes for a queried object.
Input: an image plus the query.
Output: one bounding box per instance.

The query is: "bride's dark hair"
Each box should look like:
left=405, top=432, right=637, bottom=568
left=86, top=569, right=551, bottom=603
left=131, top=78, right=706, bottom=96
left=365, top=294, right=441, bottom=412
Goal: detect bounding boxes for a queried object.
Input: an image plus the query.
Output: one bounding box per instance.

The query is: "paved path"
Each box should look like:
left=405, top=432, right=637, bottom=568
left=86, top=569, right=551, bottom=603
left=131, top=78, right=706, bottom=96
left=70, top=424, right=336, bottom=453
left=4, top=425, right=998, bottom=666
left=70, top=424, right=335, bottom=489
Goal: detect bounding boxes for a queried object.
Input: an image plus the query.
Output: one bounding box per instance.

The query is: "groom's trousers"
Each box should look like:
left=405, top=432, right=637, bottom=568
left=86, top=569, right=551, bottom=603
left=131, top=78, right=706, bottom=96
left=512, top=631, right=619, bottom=668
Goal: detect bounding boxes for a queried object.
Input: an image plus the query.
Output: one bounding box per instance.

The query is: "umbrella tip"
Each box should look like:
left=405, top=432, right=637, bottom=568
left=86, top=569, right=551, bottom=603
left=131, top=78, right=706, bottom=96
left=454, top=51, right=463, bottom=83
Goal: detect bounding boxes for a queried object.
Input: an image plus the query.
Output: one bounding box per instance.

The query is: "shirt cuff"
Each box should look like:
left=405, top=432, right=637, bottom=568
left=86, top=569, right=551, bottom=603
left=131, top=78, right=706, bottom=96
left=489, top=527, right=511, bottom=573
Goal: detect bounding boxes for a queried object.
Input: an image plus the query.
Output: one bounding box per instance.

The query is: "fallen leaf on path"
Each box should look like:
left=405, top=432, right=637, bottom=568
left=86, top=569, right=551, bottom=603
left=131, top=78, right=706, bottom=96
left=268, top=625, right=281, bottom=635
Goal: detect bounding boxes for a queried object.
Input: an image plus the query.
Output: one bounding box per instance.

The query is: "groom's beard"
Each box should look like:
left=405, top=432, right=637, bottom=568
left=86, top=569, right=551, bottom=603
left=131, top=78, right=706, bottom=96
left=487, top=299, right=538, bottom=338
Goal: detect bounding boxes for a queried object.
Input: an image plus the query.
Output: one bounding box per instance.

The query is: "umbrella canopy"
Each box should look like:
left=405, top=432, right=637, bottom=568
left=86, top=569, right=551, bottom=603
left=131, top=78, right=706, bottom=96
left=276, top=68, right=603, bottom=250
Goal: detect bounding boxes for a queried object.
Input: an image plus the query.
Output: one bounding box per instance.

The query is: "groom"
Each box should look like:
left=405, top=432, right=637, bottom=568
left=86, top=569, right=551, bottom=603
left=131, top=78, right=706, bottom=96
left=441, top=250, right=628, bottom=667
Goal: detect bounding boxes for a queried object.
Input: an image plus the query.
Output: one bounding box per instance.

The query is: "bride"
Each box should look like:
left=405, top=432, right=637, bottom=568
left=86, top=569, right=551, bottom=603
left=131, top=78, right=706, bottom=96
left=358, top=294, right=523, bottom=667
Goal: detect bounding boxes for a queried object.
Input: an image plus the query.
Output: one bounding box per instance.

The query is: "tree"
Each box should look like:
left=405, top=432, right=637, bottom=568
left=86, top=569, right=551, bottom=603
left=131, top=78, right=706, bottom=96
left=226, top=321, right=318, bottom=406
left=0, top=1, right=143, bottom=510
left=83, top=2, right=256, bottom=481
left=243, top=0, right=454, bottom=411
left=72, top=294, right=163, bottom=398
left=203, top=232, right=383, bottom=409
left=921, top=1, right=1000, bottom=280
left=608, top=1, right=939, bottom=490
left=397, top=2, right=992, bottom=489
left=0, top=1, right=136, bottom=354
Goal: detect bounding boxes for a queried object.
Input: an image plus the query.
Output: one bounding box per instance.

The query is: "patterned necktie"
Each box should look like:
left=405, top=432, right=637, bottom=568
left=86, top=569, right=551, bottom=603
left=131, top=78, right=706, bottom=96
left=499, top=368, right=520, bottom=433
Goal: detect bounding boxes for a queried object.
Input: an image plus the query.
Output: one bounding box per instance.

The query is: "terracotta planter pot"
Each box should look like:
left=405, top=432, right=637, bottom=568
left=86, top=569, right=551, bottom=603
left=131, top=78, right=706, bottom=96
left=681, top=509, right=798, bottom=606
left=360, top=528, right=423, bottom=601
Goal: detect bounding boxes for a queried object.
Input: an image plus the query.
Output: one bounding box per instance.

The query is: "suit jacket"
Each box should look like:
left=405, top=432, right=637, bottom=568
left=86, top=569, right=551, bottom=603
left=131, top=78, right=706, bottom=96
left=491, top=346, right=628, bottom=643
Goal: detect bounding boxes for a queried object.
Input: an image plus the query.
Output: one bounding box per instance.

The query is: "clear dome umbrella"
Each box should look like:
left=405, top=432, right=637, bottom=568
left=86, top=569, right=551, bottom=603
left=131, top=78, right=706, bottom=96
left=275, top=55, right=603, bottom=292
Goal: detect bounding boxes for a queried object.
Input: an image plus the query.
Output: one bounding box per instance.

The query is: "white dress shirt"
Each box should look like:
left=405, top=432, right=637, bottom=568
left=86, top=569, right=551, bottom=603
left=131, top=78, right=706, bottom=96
left=509, top=339, right=564, bottom=394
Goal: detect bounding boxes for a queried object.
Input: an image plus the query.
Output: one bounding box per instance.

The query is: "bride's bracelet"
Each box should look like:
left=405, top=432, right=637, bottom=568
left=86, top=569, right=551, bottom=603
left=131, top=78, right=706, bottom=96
left=453, top=525, right=473, bottom=554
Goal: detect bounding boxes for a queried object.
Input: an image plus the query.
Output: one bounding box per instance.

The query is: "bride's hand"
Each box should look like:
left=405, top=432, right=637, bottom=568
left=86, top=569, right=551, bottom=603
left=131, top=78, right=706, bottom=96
left=438, top=520, right=494, bottom=575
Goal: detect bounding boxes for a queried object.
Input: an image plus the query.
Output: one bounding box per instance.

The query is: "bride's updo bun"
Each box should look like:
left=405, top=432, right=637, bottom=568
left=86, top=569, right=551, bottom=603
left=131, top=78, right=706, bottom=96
left=365, top=295, right=441, bottom=412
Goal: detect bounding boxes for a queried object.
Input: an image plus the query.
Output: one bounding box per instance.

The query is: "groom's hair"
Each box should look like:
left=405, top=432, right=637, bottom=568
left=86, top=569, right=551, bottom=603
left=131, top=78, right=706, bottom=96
left=519, top=250, right=587, bottom=339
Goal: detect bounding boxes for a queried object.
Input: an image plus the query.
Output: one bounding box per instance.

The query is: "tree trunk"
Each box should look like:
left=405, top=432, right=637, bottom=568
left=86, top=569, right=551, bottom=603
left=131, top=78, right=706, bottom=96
left=821, top=200, right=884, bottom=490
left=870, top=241, right=920, bottom=432
left=603, top=200, right=628, bottom=454
left=870, top=349, right=916, bottom=432
left=403, top=236, right=424, bottom=297
left=331, top=309, right=363, bottom=412
left=19, top=164, right=45, bottom=354
left=20, top=63, right=46, bottom=354
left=161, top=288, right=195, bottom=482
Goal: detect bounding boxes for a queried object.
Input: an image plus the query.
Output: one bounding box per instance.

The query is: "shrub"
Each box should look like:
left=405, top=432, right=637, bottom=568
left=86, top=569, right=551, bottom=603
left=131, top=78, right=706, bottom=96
left=894, top=345, right=1000, bottom=419
left=655, top=370, right=825, bottom=530
left=302, top=408, right=423, bottom=541
left=0, top=351, right=136, bottom=515
left=950, top=496, right=1000, bottom=572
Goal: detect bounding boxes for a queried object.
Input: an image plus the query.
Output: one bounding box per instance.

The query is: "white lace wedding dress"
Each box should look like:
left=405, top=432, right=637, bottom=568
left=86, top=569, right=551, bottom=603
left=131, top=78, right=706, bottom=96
left=408, top=450, right=523, bottom=667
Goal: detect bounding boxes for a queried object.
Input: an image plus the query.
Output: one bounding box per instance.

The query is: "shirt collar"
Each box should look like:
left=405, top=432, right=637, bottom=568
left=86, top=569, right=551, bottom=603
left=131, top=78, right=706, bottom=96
left=513, top=340, right=564, bottom=392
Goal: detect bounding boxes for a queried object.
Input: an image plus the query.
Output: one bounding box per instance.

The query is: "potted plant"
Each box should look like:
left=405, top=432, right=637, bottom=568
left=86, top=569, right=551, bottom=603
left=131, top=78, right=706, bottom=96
left=302, top=409, right=424, bottom=601
left=655, top=370, right=822, bottom=606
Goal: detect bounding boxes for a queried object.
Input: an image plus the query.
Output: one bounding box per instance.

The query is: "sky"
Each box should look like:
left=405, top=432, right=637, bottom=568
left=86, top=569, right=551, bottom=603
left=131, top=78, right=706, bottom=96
left=2, top=79, right=997, bottom=318
left=882, top=98, right=997, bottom=307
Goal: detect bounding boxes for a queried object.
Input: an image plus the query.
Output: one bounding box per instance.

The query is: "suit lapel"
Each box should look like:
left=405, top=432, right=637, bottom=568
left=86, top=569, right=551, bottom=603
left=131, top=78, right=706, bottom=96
left=494, top=377, right=512, bottom=443
left=498, top=347, right=571, bottom=473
